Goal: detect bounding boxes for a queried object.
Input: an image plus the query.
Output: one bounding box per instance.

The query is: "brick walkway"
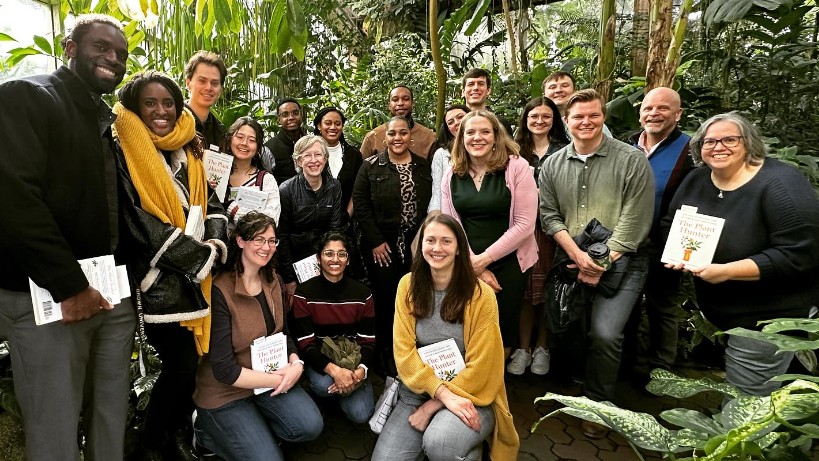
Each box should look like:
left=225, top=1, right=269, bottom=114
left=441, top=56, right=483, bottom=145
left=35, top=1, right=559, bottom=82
left=282, top=367, right=726, bottom=461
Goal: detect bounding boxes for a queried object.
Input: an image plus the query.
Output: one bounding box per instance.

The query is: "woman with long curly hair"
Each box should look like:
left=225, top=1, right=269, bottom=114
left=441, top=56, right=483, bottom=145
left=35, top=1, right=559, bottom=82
left=113, top=70, right=229, bottom=458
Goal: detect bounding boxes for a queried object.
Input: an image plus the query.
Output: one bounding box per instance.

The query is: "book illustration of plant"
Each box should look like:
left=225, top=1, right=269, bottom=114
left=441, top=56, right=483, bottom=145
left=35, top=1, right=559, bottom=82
left=680, top=236, right=703, bottom=261
left=264, top=362, right=279, bottom=373
left=443, top=369, right=457, bottom=381
left=208, top=174, right=220, bottom=183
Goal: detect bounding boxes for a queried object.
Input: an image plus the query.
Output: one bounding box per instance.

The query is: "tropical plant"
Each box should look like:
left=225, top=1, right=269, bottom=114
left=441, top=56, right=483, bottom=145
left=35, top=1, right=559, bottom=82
left=532, top=317, right=819, bottom=460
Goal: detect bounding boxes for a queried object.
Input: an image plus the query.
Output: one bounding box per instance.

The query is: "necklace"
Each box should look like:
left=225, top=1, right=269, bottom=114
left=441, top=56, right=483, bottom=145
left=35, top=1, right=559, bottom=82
left=471, top=170, right=485, bottom=183
left=718, top=189, right=724, bottom=199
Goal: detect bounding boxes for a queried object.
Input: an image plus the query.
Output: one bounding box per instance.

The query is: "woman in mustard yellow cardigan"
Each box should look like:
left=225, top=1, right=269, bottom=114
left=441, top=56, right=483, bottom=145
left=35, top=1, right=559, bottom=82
left=372, top=214, right=519, bottom=461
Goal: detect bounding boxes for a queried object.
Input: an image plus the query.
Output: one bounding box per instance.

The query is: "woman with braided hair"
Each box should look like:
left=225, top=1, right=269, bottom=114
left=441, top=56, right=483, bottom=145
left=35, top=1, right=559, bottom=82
left=113, top=70, right=228, bottom=459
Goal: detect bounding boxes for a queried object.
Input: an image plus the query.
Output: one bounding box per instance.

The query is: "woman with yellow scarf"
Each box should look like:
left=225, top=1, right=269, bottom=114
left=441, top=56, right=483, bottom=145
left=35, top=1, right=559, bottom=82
left=113, top=70, right=228, bottom=460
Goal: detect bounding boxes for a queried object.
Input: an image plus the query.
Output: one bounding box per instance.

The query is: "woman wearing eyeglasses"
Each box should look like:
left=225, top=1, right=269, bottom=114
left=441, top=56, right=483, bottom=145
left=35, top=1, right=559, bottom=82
left=193, top=212, right=322, bottom=461
left=222, top=117, right=281, bottom=227
left=290, top=232, right=376, bottom=423
left=277, top=134, right=345, bottom=301
left=662, top=112, right=819, bottom=396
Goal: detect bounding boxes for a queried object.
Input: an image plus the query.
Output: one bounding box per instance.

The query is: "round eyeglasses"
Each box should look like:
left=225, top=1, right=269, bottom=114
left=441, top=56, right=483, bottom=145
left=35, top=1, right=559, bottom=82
left=321, top=250, right=349, bottom=260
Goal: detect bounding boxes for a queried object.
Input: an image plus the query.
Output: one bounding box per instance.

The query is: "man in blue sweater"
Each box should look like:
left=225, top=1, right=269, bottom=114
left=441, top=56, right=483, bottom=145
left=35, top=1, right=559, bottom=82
left=627, top=87, right=695, bottom=380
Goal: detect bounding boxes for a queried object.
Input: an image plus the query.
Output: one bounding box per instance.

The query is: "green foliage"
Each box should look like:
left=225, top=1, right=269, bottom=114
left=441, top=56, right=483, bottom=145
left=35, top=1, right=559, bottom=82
left=309, top=32, right=437, bottom=145
left=703, top=0, right=796, bottom=27
left=534, top=318, right=819, bottom=460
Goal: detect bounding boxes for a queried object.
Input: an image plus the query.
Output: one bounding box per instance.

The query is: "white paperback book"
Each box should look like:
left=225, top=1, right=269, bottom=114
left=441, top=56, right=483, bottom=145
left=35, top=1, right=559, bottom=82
left=184, top=205, right=205, bottom=242
left=293, top=254, right=320, bottom=283
left=203, top=145, right=233, bottom=201
left=234, top=186, right=269, bottom=212
left=417, top=338, right=465, bottom=381
left=661, top=205, right=726, bottom=269
left=250, top=332, right=288, bottom=395
left=29, top=255, right=131, bottom=325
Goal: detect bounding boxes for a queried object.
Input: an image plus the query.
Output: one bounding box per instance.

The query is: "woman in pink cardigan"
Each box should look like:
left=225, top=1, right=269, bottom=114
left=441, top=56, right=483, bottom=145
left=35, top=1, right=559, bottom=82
left=441, top=110, right=537, bottom=358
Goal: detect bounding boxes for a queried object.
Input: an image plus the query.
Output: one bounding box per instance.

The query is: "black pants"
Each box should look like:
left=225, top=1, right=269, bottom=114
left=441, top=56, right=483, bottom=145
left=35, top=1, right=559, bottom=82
left=364, top=234, right=413, bottom=355
left=143, top=322, right=199, bottom=449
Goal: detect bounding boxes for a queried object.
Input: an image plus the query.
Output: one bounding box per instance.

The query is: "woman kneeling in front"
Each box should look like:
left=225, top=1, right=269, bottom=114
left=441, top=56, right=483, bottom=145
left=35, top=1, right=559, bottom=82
left=372, top=214, right=519, bottom=461
left=193, top=212, right=322, bottom=461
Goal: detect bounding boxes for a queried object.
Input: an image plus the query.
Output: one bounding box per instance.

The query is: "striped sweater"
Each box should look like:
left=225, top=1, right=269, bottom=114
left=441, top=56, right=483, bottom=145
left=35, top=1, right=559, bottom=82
left=291, top=274, right=376, bottom=372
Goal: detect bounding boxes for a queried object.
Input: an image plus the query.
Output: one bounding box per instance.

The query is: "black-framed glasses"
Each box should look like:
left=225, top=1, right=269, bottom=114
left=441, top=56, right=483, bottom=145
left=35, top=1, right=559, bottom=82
left=247, top=237, right=279, bottom=247
left=321, top=250, right=349, bottom=260
left=701, top=135, right=743, bottom=150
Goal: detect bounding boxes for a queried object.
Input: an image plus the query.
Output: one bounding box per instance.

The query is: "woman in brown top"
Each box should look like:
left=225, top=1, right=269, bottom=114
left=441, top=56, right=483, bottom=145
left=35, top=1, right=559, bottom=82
left=192, top=212, right=322, bottom=461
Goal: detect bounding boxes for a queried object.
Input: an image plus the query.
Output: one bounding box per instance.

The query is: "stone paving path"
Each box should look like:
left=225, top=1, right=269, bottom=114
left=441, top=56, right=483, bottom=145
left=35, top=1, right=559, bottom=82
left=282, top=367, right=726, bottom=461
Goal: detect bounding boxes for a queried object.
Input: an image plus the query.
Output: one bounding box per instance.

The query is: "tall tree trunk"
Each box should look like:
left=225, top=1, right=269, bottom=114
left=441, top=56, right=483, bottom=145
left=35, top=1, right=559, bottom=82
left=518, top=6, right=531, bottom=72
left=660, top=0, right=694, bottom=86
left=501, top=0, right=519, bottom=73
left=645, top=0, right=673, bottom=91
left=594, top=0, right=616, bottom=101
left=632, top=0, right=650, bottom=77
left=429, top=0, right=446, bottom=129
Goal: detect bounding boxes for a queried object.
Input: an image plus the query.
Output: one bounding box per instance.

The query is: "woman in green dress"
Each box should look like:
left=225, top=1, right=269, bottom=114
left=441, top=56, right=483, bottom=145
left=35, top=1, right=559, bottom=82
left=440, top=110, right=538, bottom=358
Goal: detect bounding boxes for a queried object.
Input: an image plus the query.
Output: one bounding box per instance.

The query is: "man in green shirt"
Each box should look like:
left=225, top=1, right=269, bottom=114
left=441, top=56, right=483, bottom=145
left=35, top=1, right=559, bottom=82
left=538, top=89, right=654, bottom=439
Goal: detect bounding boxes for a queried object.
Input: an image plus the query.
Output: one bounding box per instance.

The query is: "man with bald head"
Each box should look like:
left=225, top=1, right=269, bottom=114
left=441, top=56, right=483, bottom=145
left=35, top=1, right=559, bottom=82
left=627, top=87, right=694, bottom=380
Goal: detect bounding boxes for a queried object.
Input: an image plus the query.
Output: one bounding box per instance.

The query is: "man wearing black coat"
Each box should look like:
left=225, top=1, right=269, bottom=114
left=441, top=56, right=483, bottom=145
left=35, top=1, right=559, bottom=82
left=0, top=14, right=136, bottom=461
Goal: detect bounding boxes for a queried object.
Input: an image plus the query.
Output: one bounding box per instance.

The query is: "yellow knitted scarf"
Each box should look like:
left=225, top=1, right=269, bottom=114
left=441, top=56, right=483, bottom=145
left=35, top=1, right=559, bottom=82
left=113, top=102, right=212, bottom=355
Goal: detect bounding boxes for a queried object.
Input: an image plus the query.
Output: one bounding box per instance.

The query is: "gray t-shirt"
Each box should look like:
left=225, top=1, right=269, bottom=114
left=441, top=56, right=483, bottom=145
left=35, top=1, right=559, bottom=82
left=415, top=289, right=465, bottom=357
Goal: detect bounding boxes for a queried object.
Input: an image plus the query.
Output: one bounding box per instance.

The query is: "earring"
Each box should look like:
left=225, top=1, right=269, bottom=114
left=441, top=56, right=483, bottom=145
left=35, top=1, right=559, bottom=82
left=410, top=139, right=415, bottom=146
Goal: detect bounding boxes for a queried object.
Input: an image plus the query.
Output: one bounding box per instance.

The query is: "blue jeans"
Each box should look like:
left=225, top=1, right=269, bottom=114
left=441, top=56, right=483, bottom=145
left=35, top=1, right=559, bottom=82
left=194, top=386, right=323, bottom=461
left=585, top=253, right=649, bottom=401
left=306, top=367, right=374, bottom=424
left=372, top=383, right=494, bottom=461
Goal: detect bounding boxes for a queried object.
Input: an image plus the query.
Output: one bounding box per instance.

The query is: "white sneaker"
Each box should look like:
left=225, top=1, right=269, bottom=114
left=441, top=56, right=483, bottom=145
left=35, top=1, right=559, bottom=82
left=506, top=348, right=532, bottom=375
left=530, top=346, right=551, bottom=375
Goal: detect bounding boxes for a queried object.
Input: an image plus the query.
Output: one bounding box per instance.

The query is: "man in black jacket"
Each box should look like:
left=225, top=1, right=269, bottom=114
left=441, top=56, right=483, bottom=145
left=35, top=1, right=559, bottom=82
left=0, top=14, right=136, bottom=461
left=184, top=50, right=227, bottom=148
left=262, top=97, right=307, bottom=185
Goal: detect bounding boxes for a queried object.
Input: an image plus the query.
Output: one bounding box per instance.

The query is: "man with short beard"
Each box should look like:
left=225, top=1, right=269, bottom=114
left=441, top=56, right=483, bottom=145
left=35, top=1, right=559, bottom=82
left=0, top=14, right=136, bottom=461
left=626, top=87, right=694, bottom=381
left=262, top=97, right=307, bottom=185
left=359, top=86, right=436, bottom=159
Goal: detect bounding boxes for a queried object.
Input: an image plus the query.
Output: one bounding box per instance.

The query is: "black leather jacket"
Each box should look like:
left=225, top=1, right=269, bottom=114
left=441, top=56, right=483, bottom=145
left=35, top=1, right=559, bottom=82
left=116, top=147, right=228, bottom=322
left=352, top=151, right=432, bottom=250
left=277, top=171, right=345, bottom=283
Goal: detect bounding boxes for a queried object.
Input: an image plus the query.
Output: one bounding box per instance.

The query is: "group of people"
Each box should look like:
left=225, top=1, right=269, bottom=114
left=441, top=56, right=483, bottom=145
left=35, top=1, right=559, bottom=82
left=1, top=13, right=819, bottom=461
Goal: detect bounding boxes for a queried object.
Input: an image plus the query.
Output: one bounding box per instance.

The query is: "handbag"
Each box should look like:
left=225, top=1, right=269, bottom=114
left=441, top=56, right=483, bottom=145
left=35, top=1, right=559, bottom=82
left=368, top=376, right=399, bottom=434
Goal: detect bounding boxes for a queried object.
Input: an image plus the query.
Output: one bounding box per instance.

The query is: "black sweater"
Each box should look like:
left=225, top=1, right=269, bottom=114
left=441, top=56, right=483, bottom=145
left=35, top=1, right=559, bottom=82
left=662, top=159, right=819, bottom=329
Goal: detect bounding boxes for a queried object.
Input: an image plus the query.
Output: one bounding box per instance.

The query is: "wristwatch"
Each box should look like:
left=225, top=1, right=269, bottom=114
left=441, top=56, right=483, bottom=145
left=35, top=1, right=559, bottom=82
left=357, top=364, right=368, bottom=380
